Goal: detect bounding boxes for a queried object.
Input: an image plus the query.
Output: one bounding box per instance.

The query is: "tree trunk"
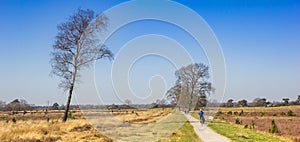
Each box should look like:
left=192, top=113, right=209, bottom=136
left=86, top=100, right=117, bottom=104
left=62, top=84, right=74, bottom=122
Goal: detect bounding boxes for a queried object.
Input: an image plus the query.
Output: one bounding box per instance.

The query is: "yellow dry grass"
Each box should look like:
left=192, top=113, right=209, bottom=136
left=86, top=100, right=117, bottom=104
left=0, top=119, right=112, bottom=142
left=0, top=108, right=175, bottom=142
left=112, top=108, right=173, bottom=124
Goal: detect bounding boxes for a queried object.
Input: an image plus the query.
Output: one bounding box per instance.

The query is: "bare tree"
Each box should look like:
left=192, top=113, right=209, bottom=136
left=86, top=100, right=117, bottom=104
left=51, top=9, right=112, bottom=122
left=237, top=99, right=248, bottom=107
left=167, top=63, right=213, bottom=111
left=226, top=99, right=234, bottom=107
left=0, top=100, right=6, bottom=111
left=251, top=98, right=267, bottom=107
left=124, top=99, right=132, bottom=106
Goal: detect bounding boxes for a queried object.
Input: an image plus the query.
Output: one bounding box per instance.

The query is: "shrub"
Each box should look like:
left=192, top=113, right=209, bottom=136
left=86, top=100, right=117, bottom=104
left=239, top=110, right=244, bottom=116
left=227, top=111, right=232, bottom=115
left=244, top=124, right=248, bottom=128
left=250, top=120, right=255, bottom=129
left=235, top=118, right=241, bottom=124
left=272, top=113, right=277, bottom=116
left=269, top=120, right=279, bottom=133
left=280, top=112, right=286, bottom=116
left=287, top=110, right=295, bottom=116
left=12, top=117, right=16, bottom=123
left=68, top=111, right=74, bottom=119
left=260, top=112, right=265, bottom=117
left=216, top=111, right=223, bottom=116
left=234, top=111, right=238, bottom=115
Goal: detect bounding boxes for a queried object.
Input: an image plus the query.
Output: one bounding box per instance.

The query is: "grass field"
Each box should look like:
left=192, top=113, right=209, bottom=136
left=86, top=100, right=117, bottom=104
left=0, top=108, right=197, bottom=142
left=158, top=121, right=202, bottom=142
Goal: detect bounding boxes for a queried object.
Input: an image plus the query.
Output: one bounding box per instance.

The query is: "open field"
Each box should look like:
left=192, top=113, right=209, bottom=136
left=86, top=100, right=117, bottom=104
left=0, top=108, right=197, bottom=142
left=201, top=106, right=300, bottom=142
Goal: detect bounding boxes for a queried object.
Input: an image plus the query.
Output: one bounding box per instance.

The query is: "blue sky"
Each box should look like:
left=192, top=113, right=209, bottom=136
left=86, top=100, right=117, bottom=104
left=0, top=0, right=299, bottom=105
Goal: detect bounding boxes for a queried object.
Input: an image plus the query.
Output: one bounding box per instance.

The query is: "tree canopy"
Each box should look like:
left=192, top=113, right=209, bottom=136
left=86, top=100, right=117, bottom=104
left=51, top=9, right=112, bottom=122
left=167, top=63, right=213, bottom=110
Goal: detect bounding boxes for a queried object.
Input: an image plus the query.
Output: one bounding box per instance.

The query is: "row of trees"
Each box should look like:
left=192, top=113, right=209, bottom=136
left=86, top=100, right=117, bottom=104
left=0, top=99, right=31, bottom=111
left=0, top=99, right=67, bottom=111
left=222, top=96, right=300, bottom=107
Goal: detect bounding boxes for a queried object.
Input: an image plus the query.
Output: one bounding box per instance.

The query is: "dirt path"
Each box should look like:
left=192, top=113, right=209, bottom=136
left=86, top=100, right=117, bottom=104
left=184, top=113, right=231, bottom=142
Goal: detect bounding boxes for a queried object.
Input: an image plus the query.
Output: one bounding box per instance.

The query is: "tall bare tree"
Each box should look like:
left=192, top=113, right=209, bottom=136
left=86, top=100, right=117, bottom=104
left=167, top=63, right=213, bottom=110
left=51, top=9, right=112, bottom=122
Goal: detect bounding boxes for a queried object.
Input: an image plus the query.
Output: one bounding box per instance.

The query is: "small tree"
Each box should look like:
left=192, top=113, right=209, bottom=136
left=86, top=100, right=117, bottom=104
left=52, top=102, right=60, bottom=110
left=237, top=99, right=247, bottom=107
left=124, top=99, right=132, bottom=106
left=252, top=98, right=267, bottom=107
left=282, top=98, right=289, bottom=106
left=51, top=9, right=112, bottom=122
left=226, top=99, right=234, bottom=107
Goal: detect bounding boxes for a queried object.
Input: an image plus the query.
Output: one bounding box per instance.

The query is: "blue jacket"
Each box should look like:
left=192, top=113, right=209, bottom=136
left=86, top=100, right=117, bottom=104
left=198, top=110, right=204, bottom=117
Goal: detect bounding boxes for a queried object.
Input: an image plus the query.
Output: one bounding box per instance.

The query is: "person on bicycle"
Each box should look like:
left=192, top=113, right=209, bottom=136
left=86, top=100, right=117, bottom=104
left=198, top=109, right=205, bottom=126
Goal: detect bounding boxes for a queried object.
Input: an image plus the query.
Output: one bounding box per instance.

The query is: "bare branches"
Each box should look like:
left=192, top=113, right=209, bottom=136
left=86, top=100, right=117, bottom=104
left=167, top=63, right=213, bottom=109
left=51, top=9, right=112, bottom=91
left=50, top=9, right=113, bottom=122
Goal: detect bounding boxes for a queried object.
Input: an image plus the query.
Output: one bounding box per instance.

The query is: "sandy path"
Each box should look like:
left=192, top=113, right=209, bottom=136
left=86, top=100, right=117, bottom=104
left=184, top=113, right=231, bottom=142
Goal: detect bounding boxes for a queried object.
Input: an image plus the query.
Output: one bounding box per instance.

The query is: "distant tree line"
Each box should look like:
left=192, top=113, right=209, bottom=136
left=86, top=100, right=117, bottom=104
left=0, top=98, right=173, bottom=111
left=0, top=99, right=81, bottom=111
left=221, top=95, right=300, bottom=107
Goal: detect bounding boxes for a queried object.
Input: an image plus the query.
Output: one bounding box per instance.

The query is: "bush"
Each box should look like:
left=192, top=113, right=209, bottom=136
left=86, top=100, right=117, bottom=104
left=234, top=111, right=238, bottom=115
left=244, top=124, right=248, bottom=128
left=250, top=120, right=255, bottom=129
left=272, top=113, right=277, bottom=116
left=216, top=111, right=223, bottom=116
left=227, top=111, right=232, bottom=115
left=68, top=111, right=74, bottom=119
left=239, top=110, right=244, bottom=116
left=280, top=112, right=286, bottom=116
left=269, top=120, right=279, bottom=133
left=235, top=118, right=242, bottom=125
left=260, top=112, right=265, bottom=117
left=12, top=117, right=16, bottom=123
left=287, top=110, right=295, bottom=116
left=235, top=118, right=241, bottom=124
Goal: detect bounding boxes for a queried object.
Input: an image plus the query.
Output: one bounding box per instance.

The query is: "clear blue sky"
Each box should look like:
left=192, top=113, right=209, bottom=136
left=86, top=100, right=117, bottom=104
left=0, top=0, right=299, bottom=105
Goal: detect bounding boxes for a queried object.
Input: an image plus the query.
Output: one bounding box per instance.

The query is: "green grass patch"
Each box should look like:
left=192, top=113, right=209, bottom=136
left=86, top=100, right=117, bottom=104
left=207, top=120, right=290, bottom=142
left=191, top=112, right=200, bottom=120
left=158, top=121, right=202, bottom=142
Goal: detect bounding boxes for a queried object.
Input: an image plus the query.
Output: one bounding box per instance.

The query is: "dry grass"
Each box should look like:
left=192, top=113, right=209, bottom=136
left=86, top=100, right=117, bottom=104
left=112, top=108, right=173, bottom=124
left=0, top=119, right=112, bottom=142
left=0, top=108, right=178, bottom=142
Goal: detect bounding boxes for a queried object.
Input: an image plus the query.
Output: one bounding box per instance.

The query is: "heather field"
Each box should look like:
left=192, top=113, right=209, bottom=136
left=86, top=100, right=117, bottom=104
left=213, top=106, right=300, bottom=141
